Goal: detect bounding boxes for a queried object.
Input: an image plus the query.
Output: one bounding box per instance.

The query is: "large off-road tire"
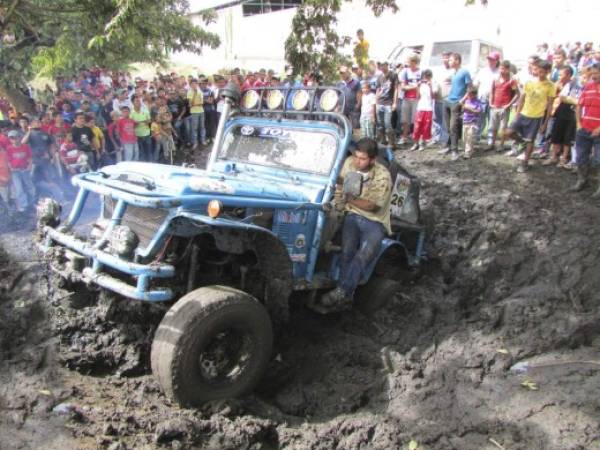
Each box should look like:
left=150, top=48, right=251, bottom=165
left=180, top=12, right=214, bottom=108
left=354, top=277, right=401, bottom=315
left=151, top=285, right=273, bottom=407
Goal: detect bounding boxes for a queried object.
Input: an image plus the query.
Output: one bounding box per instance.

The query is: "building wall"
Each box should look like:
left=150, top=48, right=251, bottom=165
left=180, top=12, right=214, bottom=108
left=173, top=0, right=600, bottom=74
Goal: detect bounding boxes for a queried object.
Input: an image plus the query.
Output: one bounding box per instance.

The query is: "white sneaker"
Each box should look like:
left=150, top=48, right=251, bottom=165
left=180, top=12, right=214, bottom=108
left=450, top=151, right=460, bottom=161
left=438, top=147, right=451, bottom=155
left=516, top=153, right=526, bottom=161
left=397, top=137, right=407, bottom=145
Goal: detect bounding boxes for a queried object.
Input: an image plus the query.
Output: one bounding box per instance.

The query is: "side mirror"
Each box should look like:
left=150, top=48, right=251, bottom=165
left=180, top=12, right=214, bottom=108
left=343, top=171, right=363, bottom=198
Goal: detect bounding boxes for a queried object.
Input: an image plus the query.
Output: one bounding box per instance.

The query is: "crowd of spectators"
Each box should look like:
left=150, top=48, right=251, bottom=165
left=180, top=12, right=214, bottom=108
left=0, top=36, right=599, bottom=217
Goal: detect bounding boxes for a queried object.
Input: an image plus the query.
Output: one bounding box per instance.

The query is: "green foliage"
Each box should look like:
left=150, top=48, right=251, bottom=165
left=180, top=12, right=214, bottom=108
left=285, top=0, right=488, bottom=82
left=0, top=0, right=220, bottom=88
left=285, top=0, right=400, bottom=82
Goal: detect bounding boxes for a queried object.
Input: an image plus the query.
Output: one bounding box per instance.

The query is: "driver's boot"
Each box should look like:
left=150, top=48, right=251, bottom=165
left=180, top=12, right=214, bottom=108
left=386, top=129, right=397, bottom=150
left=570, top=164, right=589, bottom=192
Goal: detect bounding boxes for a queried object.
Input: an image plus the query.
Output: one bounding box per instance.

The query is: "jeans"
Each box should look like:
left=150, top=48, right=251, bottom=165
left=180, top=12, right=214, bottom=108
left=443, top=100, right=463, bottom=151
left=575, top=128, right=600, bottom=167
left=137, top=135, right=152, bottom=162
left=463, top=123, right=478, bottom=156
left=360, top=117, right=375, bottom=139
left=188, top=112, right=206, bottom=146
left=11, top=169, right=35, bottom=212
left=376, top=104, right=394, bottom=134
left=432, top=100, right=448, bottom=144
left=476, top=100, right=489, bottom=142
left=122, top=143, right=139, bottom=161
left=339, top=213, right=385, bottom=297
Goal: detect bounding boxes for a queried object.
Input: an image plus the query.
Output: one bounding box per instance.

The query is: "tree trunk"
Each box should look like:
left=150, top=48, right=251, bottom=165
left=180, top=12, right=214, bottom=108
left=0, top=84, right=36, bottom=114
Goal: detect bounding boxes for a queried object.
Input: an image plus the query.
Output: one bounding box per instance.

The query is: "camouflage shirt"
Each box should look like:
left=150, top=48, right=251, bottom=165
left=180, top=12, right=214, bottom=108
left=339, top=156, right=392, bottom=234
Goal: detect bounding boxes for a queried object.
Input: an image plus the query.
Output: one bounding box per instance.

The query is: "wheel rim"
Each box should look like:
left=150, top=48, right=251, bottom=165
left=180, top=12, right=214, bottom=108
left=197, top=328, right=253, bottom=385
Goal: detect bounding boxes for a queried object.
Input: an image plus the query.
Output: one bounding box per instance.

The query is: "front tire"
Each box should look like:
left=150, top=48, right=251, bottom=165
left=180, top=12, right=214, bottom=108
left=151, top=285, right=273, bottom=407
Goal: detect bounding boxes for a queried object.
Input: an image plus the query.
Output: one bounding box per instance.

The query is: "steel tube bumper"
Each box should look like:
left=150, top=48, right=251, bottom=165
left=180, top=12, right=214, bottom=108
left=43, top=226, right=175, bottom=302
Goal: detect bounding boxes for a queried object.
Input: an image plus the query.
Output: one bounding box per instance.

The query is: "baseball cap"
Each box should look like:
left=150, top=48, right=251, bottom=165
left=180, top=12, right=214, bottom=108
left=339, top=65, right=349, bottom=73
left=8, top=130, right=20, bottom=138
left=487, top=51, right=501, bottom=61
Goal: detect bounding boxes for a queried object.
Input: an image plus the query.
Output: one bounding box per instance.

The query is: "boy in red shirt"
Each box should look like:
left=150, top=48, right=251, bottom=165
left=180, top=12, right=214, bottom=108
left=572, top=63, right=600, bottom=196
left=116, top=106, right=139, bottom=161
left=59, top=131, right=90, bottom=174
left=0, top=130, right=11, bottom=207
left=488, top=60, right=519, bottom=151
left=5, top=130, right=35, bottom=213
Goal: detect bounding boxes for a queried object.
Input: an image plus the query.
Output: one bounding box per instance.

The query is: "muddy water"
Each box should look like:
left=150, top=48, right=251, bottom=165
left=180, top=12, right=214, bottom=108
left=1, top=149, right=599, bottom=450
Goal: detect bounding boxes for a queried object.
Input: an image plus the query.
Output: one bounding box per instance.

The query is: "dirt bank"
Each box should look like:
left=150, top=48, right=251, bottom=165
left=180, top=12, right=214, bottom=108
left=0, top=148, right=599, bottom=450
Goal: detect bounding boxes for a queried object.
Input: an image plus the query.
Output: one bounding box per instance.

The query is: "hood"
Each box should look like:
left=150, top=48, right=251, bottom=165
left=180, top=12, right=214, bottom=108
left=99, top=162, right=324, bottom=203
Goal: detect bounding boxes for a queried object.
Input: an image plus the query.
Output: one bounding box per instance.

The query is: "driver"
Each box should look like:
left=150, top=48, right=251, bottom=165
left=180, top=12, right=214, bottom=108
left=321, top=137, right=392, bottom=310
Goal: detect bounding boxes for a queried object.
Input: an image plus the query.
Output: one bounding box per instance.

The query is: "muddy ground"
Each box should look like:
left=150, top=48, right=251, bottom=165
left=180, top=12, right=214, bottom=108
left=0, top=147, right=599, bottom=450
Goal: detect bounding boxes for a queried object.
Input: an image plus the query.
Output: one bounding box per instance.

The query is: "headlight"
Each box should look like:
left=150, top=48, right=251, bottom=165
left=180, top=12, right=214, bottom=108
left=291, top=90, right=310, bottom=111
left=207, top=200, right=222, bottom=218
left=108, top=225, right=139, bottom=257
left=320, top=89, right=339, bottom=112
left=36, top=198, right=61, bottom=227
left=241, top=90, right=260, bottom=110
left=266, top=90, right=284, bottom=110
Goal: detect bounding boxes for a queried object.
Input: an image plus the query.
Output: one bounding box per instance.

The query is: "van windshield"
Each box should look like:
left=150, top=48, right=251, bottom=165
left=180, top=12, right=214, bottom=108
left=219, top=125, right=338, bottom=175
left=430, top=41, right=472, bottom=67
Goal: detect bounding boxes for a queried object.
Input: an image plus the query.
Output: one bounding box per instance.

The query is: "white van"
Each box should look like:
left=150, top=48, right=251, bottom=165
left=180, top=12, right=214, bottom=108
left=388, top=39, right=503, bottom=79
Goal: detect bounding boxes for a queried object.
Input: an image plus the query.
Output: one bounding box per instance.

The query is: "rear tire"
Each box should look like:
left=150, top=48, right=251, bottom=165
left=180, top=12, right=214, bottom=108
left=151, top=285, right=273, bottom=407
left=354, top=277, right=401, bottom=315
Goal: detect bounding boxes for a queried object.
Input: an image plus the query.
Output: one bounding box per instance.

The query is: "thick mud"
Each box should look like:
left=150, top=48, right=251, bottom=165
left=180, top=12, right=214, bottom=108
left=1, top=148, right=599, bottom=450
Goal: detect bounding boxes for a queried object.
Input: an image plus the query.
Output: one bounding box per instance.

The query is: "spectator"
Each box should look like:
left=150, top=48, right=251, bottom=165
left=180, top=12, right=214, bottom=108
left=571, top=63, right=600, bottom=195
left=488, top=60, right=519, bottom=151
left=474, top=51, right=501, bottom=144
left=116, top=106, right=139, bottom=161
left=5, top=130, right=35, bottom=213
left=504, top=60, right=555, bottom=173
left=130, top=94, right=152, bottom=161
left=59, top=131, right=90, bottom=175
left=543, top=66, right=579, bottom=167
left=339, top=66, right=360, bottom=126
left=354, top=29, right=370, bottom=70
left=187, top=78, right=206, bottom=150
left=0, top=131, right=11, bottom=209
left=71, top=111, right=97, bottom=169
left=411, top=69, right=435, bottom=151
left=375, top=61, right=397, bottom=149
left=398, top=55, right=421, bottom=145
left=439, top=53, right=472, bottom=161
left=200, top=77, right=217, bottom=144
left=359, top=81, right=376, bottom=139
left=460, top=86, right=483, bottom=159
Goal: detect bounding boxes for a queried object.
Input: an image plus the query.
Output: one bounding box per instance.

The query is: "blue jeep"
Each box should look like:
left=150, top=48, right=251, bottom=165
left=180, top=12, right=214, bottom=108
left=38, top=84, right=426, bottom=407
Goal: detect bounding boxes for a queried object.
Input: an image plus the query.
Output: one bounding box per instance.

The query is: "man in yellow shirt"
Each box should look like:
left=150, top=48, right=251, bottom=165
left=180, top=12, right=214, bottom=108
left=186, top=78, right=206, bottom=150
left=504, top=60, right=555, bottom=172
left=354, top=29, right=370, bottom=70
left=320, top=138, right=392, bottom=310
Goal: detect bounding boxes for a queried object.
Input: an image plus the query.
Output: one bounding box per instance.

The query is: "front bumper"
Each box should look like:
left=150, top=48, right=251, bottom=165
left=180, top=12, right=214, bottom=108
left=41, top=226, right=175, bottom=302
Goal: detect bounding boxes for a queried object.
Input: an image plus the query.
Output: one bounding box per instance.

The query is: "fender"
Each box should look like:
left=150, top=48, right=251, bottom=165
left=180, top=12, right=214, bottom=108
left=360, top=238, right=411, bottom=284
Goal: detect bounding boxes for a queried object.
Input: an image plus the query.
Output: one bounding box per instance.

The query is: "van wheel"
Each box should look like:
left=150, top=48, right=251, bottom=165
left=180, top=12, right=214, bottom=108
left=151, top=286, right=273, bottom=407
left=354, top=277, right=401, bottom=315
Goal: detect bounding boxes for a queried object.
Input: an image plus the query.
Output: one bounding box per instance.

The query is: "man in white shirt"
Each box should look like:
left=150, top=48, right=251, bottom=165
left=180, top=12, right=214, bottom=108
left=474, top=51, right=500, bottom=144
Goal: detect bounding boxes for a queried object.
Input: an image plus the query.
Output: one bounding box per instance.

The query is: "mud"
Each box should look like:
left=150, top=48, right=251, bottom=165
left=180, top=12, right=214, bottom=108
left=1, top=148, right=599, bottom=450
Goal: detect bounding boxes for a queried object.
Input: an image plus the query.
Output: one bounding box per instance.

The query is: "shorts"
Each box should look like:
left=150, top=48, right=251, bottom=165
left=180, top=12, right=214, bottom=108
left=550, top=115, right=576, bottom=145
left=401, top=99, right=418, bottom=124
left=510, top=114, right=542, bottom=142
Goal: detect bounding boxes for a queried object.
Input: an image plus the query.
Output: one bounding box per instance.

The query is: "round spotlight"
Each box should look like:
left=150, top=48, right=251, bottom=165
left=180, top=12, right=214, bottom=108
left=320, top=89, right=339, bottom=112
left=291, top=90, right=310, bottom=111
left=266, top=90, right=284, bottom=110
left=241, top=90, right=260, bottom=110
left=207, top=200, right=223, bottom=218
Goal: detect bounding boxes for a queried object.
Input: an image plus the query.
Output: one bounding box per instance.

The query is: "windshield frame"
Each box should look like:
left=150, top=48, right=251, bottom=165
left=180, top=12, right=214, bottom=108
left=217, top=120, right=341, bottom=177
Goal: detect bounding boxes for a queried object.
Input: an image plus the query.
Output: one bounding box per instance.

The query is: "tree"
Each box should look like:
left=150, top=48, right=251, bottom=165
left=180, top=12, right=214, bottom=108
left=0, top=0, right=220, bottom=112
left=285, top=0, right=488, bottom=82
